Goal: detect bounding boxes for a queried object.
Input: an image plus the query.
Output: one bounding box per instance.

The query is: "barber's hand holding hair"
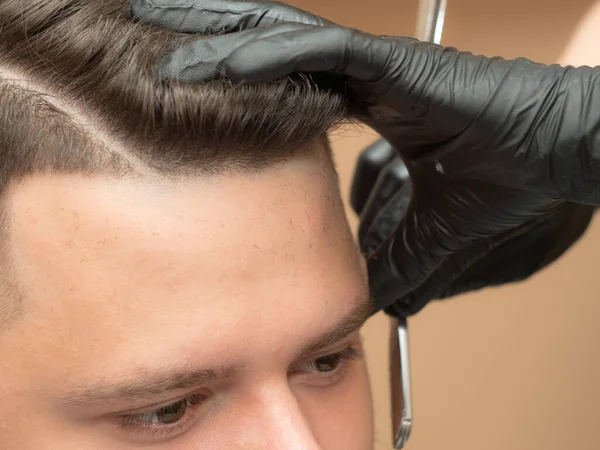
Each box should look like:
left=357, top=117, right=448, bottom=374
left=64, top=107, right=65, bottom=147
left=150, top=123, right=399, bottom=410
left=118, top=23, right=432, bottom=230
left=132, top=0, right=597, bottom=317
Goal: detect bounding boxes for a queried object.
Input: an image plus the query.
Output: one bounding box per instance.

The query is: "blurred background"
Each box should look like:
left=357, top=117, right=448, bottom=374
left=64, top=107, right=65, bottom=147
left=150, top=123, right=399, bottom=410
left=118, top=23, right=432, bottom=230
left=283, top=0, right=600, bottom=448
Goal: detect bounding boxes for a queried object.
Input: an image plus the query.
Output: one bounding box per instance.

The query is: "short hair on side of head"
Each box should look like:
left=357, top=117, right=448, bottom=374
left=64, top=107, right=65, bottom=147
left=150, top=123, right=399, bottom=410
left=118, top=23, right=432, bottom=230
left=0, top=0, right=357, bottom=330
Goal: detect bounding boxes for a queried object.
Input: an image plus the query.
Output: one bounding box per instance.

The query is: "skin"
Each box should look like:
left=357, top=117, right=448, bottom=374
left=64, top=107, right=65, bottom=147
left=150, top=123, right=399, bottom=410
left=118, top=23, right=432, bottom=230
left=558, top=0, right=600, bottom=66
left=0, top=145, right=374, bottom=449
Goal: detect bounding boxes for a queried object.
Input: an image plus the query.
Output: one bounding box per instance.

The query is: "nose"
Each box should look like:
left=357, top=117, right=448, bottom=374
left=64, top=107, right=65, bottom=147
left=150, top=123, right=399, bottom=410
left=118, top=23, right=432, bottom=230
left=233, top=380, right=322, bottom=450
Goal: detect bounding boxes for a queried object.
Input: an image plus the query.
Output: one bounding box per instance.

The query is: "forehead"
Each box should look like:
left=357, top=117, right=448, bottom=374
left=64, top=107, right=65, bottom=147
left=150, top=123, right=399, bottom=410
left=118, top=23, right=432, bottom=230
left=1, top=153, right=365, bottom=380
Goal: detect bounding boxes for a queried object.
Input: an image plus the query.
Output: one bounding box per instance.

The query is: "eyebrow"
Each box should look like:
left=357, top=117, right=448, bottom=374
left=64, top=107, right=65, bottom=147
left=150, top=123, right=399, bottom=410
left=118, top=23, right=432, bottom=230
left=294, top=289, right=372, bottom=360
left=61, top=290, right=372, bottom=408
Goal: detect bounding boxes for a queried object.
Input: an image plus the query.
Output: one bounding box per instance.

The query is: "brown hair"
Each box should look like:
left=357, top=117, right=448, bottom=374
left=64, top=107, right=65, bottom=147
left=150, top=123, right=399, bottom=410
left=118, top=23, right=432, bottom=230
left=0, top=0, right=352, bottom=328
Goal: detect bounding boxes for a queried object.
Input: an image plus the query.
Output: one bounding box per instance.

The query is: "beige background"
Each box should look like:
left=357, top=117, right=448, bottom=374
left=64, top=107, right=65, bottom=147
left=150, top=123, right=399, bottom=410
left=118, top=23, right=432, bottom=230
left=283, top=0, right=600, bottom=448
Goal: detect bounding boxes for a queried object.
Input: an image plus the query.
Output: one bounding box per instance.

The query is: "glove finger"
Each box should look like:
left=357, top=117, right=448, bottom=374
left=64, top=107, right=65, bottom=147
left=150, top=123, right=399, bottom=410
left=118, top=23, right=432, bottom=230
left=357, top=155, right=410, bottom=243
left=388, top=216, right=546, bottom=316
left=385, top=200, right=592, bottom=317
left=438, top=204, right=596, bottom=298
left=156, top=22, right=311, bottom=82
left=224, top=26, right=409, bottom=84
left=365, top=185, right=444, bottom=315
left=365, top=170, right=497, bottom=315
left=360, top=172, right=412, bottom=255
left=350, top=139, right=396, bottom=215
left=131, top=0, right=331, bottom=34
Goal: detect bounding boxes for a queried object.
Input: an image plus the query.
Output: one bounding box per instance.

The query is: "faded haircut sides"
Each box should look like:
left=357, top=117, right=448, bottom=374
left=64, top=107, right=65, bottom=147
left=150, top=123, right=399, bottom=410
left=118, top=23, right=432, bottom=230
left=0, top=0, right=355, bottom=329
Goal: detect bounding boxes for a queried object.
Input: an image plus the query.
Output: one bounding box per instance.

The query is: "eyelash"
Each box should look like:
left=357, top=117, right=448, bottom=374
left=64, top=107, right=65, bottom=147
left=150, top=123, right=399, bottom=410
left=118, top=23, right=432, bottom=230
left=116, top=394, right=206, bottom=438
left=115, top=344, right=360, bottom=439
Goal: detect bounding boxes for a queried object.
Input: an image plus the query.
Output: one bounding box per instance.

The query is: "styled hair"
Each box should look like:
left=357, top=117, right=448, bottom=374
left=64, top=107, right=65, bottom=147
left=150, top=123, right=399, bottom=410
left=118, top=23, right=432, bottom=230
left=0, top=0, right=353, bottom=328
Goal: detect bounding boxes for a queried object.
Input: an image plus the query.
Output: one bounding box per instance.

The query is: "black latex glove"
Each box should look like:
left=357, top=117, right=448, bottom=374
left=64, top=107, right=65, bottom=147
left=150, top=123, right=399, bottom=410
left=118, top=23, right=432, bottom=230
left=131, top=0, right=599, bottom=316
left=351, top=139, right=595, bottom=303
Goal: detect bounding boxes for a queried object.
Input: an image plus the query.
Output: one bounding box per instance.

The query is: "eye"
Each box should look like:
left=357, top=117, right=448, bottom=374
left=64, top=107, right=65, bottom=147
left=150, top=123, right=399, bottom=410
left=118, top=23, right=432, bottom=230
left=116, top=394, right=206, bottom=439
left=127, top=398, right=189, bottom=425
left=309, top=352, right=349, bottom=372
left=290, top=344, right=360, bottom=384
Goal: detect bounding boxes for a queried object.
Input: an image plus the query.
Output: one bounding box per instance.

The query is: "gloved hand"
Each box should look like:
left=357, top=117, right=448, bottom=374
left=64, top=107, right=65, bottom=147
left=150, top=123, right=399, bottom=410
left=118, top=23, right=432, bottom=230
left=131, top=0, right=599, bottom=316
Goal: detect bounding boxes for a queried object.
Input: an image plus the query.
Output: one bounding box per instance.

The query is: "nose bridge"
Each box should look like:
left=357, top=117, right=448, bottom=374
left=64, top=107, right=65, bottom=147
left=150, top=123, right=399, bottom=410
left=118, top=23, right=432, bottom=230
left=236, top=380, right=322, bottom=450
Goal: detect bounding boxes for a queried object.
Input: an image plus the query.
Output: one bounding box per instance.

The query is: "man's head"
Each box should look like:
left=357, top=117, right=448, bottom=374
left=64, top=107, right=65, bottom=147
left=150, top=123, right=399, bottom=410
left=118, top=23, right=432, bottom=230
left=0, top=1, right=373, bottom=449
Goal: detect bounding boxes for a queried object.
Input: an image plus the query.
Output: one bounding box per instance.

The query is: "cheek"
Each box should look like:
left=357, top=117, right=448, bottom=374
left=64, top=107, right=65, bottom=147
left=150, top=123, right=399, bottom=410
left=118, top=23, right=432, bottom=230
left=294, top=358, right=374, bottom=450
